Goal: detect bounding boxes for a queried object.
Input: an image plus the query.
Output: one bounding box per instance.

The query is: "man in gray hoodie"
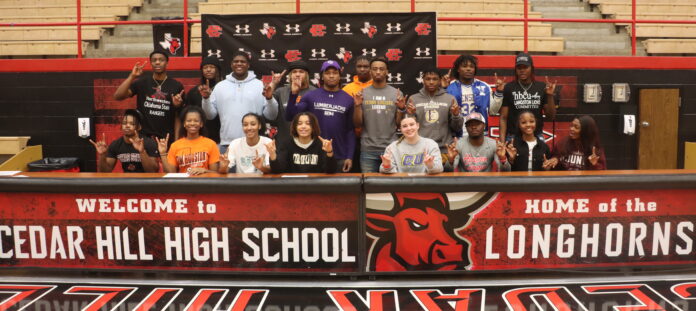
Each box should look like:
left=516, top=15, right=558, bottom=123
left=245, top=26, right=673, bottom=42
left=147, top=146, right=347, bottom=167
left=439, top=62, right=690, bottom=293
left=201, top=51, right=278, bottom=154
left=406, top=68, right=463, bottom=161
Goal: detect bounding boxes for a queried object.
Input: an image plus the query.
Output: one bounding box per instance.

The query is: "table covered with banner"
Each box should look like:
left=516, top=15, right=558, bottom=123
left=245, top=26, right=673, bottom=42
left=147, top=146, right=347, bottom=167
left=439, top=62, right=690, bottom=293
left=0, top=171, right=694, bottom=310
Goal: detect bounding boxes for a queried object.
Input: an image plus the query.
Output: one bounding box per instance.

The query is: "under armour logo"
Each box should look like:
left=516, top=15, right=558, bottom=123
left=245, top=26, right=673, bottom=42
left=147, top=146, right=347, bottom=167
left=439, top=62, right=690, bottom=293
left=285, top=24, right=300, bottom=33
left=362, top=48, right=377, bottom=57
left=415, top=47, right=430, bottom=56
left=344, top=73, right=352, bottom=82
left=207, top=49, right=222, bottom=58
left=388, top=73, right=402, bottom=82
left=311, top=49, right=326, bottom=58
left=235, top=24, right=250, bottom=34
left=415, top=71, right=424, bottom=84
left=336, top=23, right=350, bottom=32
left=260, top=49, right=275, bottom=58
left=387, top=23, right=401, bottom=32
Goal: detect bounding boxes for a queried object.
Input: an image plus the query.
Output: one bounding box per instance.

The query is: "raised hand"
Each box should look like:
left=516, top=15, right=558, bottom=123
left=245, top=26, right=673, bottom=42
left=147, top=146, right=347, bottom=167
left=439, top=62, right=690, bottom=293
left=588, top=146, right=600, bottom=166
left=542, top=154, right=558, bottom=170
left=494, top=72, right=506, bottom=93
left=252, top=150, right=265, bottom=170
left=440, top=69, right=452, bottom=88
left=406, top=100, right=416, bottom=114
left=155, top=133, right=169, bottom=155
left=505, top=138, right=517, bottom=162
left=495, top=139, right=507, bottom=160
left=423, top=148, right=435, bottom=169
left=446, top=138, right=459, bottom=163
left=354, top=90, right=364, bottom=107
left=290, top=74, right=303, bottom=94
left=265, top=140, right=277, bottom=161
left=545, top=76, right=558, bottom=96
left=130, top=62, right=146, bottom=78
left=450, top=101, right=460, bottom=116
left=318, top=136, right=333, bottom=155
left=172, top=90, right=184, bottom=107
left=271, top=69, right=286, bottom=87
left=198, top=80, right=212, bottom=99
left=89, top=132, right=108, bottom=154
left=395, top=89, right=406, bottom=110
left=130, top=136, right=145, bottom=153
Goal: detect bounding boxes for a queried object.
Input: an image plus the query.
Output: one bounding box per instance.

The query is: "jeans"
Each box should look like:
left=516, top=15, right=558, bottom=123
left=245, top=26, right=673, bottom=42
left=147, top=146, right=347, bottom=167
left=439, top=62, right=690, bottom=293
left=360, top=151, right=383, bottom=173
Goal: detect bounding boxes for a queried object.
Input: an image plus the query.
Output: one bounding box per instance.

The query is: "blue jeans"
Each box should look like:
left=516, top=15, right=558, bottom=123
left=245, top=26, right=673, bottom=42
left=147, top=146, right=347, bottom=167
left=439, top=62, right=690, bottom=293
left=360, top=151, right=383, bottom=173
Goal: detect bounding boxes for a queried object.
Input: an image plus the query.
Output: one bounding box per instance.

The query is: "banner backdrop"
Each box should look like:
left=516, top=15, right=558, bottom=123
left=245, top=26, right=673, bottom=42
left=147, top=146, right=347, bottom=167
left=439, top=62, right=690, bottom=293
left=152, top=18, right=189, bottom=57
left=366, top=190, right=696, bottom=272
left=0, top=193, right=360, bottom=272
left=0, top=279, right=693, bottom=310
left=201, top=13, right=437, bottom=94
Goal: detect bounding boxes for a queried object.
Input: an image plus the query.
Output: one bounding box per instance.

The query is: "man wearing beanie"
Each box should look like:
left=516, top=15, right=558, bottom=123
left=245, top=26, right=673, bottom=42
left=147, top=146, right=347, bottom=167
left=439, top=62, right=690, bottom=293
left=285, top=60, right=356, bottom=172
left=265, top=60, right=316, bottom=148
left=499, top=52, right=557, bottom=142
left=185, top=56, right=222, bottom=143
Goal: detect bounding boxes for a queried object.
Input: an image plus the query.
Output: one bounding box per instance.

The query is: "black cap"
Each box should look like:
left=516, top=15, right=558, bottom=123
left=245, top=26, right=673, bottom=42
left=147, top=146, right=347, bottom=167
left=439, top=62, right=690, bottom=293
left=287, top=60, right=310, bottom=73
left=515, top=52, right=533, bottom=67
left=200, top=55, right=221, bottom=70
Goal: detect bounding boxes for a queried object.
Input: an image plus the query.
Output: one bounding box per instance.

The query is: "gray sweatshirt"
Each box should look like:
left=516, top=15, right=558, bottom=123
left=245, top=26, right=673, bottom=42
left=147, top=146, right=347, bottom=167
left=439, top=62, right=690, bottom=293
left=380, top=137, right=443, bottom=174
left=452, top=136, right=511, bottom=172
left=408, top=87, right=462, bottom=151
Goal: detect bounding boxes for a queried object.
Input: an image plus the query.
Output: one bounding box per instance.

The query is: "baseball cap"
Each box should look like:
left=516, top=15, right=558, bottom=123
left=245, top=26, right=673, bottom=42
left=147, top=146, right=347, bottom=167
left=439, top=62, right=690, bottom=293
left=320, top=60, right=341, bottom=73
left=515, top=52, right=533, bottom=67
left=464, top=112, right=486, bottom=125
left=287, top=60, right=310, bottom=73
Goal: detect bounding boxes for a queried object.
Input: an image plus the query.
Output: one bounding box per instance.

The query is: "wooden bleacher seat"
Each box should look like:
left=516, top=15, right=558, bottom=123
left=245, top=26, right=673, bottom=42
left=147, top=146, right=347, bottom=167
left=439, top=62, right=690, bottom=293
left=438, top=21, right=552, bottom=37
left=0, top=40, right=87, bottom=56
left=588, top=0, right=695, bottom=4
left=0, top=15, right=120, bottom=25
left=439, top=35, right=564, bottom=53
left=0, top=26, right=102, bottom=41
left=642, top=38, right=696, bottom=55
left=599, top=3, right=696, bottom=15
left=0, top=4, right=132, bottom=17
left=0, top=0, right=142, bottom=6
left=629, top=24, right=696, bottom=38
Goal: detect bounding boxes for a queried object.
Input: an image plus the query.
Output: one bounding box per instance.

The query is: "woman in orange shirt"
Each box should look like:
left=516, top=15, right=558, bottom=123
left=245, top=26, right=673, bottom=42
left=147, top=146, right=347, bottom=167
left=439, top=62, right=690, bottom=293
left=157, top=105, right=220, bottom=175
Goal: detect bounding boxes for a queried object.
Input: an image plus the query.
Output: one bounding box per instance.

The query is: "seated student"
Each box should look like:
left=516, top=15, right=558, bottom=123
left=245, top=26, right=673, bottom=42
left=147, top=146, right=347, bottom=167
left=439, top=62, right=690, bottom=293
left=267, top=112, right=336, bottom=174
left=548, top=115, right=606, bottom=170
left=90, top=109, right=160, bottom=173
left=447, top=112, right=510, bottom=172
left=380, top=114, right=443, bottom=174
left=218, top=113, right=271, bottom=174
left=506, top=110, right=555, bottom=171
left=157, top=105, right=220, bottom=175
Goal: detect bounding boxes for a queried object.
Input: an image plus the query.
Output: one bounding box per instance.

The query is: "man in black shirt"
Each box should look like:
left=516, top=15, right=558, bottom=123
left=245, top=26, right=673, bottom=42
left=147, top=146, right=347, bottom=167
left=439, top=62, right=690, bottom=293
left=113, top=51, right=184, bottom=143
left=89, top=109, right=159, bottom=173
left=499, top=53, right=556, bottom=142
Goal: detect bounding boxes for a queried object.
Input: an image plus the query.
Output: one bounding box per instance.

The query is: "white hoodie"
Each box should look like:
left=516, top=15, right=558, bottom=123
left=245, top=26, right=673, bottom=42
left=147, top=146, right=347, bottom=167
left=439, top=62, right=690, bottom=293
left=202, top=70, right=278, bottom=145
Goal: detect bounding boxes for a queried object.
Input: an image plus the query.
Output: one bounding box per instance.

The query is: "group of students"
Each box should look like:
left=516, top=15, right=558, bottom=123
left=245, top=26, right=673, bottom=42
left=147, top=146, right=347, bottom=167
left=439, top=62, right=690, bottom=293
left=91, top=50, right=605, bottom=175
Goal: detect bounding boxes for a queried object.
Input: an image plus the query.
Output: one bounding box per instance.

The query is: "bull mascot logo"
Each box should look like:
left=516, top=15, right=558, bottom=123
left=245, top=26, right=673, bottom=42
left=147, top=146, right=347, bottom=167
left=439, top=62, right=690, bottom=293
left=366, top=192, right=495, bottom=271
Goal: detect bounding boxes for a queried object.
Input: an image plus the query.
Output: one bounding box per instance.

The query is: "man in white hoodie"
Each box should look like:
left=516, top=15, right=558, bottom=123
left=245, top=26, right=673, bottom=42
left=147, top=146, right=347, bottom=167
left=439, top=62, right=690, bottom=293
left=201, top=51, right=278, bottom=154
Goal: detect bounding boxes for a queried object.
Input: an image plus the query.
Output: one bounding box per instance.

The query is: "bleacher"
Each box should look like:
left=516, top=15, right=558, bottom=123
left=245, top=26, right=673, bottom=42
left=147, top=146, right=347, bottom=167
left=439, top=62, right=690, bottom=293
left=0, top=0, right=142, bottom=57
left=587, top=0, right=696, bottom=55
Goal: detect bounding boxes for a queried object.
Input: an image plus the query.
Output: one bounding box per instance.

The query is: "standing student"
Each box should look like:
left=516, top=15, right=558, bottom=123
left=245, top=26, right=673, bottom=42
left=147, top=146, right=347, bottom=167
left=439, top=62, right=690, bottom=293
left=353, top=57, right=406, bottom=172
left=445, top=54, right=502, bottom=135
left=548, top=115, right=606, bottom=170
left=506, top=111, right=555, bottom=171
left=380, top=114, right=443, bottom=174
left=201, top=51, right=278, bottom=154
left=342, top=55, right=372, bottom=97
left=446, top=112, right=510, bottom=172
left=157, top=106, right=220, bottom=175
left=499, top=53, right=557, bottom=142
left=218, top=113, right=271, bottom=174
left=285, top=60, right=355, bottom=172
left=113, top=51, right=184, bottom=142
left=267, top=112, right=336, bottom=174
left=185, top=56, right=222, bottom=143
left=90, top=109, right=159, bottom=173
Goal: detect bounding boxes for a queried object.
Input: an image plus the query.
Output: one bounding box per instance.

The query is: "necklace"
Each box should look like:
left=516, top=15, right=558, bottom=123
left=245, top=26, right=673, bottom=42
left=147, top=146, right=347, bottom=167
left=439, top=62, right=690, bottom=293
left=518, top=81, right=532, bottom=94
left=153, top=76, right=167, bottom=90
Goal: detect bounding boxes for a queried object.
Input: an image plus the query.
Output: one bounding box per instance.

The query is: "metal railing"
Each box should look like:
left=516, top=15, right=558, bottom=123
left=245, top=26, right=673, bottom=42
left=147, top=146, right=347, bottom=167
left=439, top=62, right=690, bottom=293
left=1, top=0, right=696, bottom=58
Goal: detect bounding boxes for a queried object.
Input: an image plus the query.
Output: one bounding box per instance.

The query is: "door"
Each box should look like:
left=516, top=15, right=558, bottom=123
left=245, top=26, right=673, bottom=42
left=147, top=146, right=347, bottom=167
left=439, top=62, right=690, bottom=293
left=638, top=88, right=679, bottom=169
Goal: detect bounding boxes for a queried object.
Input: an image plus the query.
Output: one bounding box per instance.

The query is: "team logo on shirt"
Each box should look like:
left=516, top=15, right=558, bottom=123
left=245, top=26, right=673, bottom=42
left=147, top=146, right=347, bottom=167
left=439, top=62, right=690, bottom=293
left=206, top=25, right=223, bottom=38
left=259, top=23, right=277, bottom=39
left=158, top=33, right=181, bottom=55
left=385, top=48, right=403, bottom=61
left=309, top=24, right=327, bottom=37
left=284, top=50, right=302, bottom=62
left=415, top=23, right=432, bottom=35
left=336, top=47, right=353, bottom=64
left=425, top=110, right=440, bottom=123
left=360, top=22, right=378, bottom=38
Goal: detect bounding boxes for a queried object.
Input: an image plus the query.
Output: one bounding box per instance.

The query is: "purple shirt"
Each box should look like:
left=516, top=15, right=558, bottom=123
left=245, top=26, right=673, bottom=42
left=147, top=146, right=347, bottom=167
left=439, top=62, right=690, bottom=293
left=286, top=88, right=356, bottom=160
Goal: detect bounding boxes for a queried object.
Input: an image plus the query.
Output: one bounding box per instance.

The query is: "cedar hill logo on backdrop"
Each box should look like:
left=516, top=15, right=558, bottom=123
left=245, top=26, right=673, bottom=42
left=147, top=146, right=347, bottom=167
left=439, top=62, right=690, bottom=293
left=415, top=23, right=432, bottom=35
left=385, top=48, right=403, bottom=61
left=206, top=25, right=222, bottom=38
left=310, top=24, right=327, bottom=37
left=285, top=50, right=302, bottom=62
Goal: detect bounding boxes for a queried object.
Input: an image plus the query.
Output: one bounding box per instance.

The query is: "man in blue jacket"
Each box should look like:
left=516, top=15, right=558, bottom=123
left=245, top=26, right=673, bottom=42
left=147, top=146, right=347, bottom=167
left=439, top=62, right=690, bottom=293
left=445, top=54, right=502, bottom=137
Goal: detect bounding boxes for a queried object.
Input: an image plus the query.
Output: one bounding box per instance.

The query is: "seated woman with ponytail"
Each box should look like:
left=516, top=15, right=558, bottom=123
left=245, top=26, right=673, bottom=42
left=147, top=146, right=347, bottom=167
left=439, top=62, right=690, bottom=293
left=380, top=114, right=443, bottom=174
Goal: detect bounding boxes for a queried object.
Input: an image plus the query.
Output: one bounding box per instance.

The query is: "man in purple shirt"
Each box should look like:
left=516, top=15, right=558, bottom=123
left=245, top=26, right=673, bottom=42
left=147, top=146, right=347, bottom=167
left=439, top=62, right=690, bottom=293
left=285, top=60, right=355, bottom=172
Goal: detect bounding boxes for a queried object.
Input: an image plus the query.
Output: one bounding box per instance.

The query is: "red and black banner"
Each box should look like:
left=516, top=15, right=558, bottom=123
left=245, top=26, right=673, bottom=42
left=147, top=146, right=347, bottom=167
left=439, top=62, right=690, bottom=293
left=0, top=193, right=360, bottom=273
left=0, top=279, right=693, bottom=310
left=201, top=13, right=437, bottom=94
left=366, top=190, right=696, bottom=272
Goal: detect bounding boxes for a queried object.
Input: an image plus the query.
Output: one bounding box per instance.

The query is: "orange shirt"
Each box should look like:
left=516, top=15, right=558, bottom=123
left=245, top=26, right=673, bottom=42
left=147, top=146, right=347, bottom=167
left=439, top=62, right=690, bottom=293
left=342, top=76, right=373, bottom=97
left=167, top=136, right=220, bottom=173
